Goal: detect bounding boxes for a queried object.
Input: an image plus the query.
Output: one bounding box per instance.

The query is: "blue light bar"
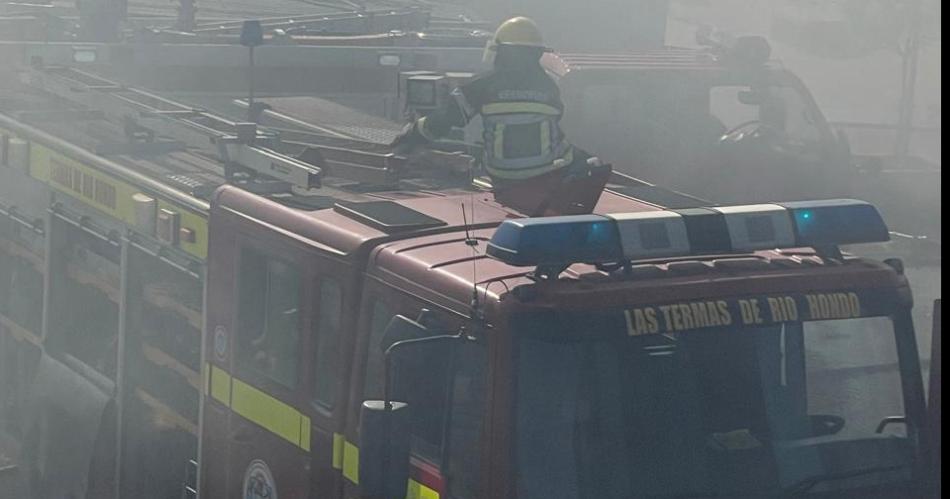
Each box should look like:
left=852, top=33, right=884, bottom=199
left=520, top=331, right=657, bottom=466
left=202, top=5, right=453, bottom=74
left=486, top=199, right=890, bottom=268
left=486, top=214, right=622, bottom=266
left=609, top=211, right=691, bottom=259
left=779, top=199, right=890, bottom=246
left=711, top=204, right=796, bottom=251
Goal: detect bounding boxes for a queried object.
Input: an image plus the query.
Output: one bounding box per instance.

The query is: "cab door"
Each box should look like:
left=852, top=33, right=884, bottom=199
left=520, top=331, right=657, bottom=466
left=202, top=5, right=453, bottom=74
left=220, top=234, right=312, bottom=499
left=302, top=262, right=355, bottom=499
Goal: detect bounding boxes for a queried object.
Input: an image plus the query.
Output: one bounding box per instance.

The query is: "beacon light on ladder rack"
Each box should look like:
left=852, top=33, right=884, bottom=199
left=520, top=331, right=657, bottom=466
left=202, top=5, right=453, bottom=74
left=486, top=199, right=890, bottom=268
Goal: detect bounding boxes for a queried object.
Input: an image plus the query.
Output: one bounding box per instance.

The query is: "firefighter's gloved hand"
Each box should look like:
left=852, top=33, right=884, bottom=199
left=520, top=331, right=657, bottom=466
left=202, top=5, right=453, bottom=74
left=391, top=122, right=419, bottom=154
left=559, top=156, right=605, bottom=184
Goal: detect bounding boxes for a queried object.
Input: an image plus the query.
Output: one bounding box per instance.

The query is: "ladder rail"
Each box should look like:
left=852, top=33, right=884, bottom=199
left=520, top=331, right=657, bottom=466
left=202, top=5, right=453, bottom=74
left=26, top=65, right=324, bottom=190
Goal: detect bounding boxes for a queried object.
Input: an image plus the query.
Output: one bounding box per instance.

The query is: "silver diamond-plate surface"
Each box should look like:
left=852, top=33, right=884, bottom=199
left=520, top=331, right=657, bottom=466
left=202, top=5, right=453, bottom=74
left=261, top=96, right=403, bottom=144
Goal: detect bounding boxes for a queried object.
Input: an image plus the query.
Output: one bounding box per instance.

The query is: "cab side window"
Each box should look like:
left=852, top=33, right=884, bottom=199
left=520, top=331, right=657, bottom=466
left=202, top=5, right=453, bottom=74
left=312, top=278, right=344, bottom=409
left=362, top=301, right=452, bottom=459
left=362, top=300, right=394, bottom=400
left=236, top=248, right=301, bottom=388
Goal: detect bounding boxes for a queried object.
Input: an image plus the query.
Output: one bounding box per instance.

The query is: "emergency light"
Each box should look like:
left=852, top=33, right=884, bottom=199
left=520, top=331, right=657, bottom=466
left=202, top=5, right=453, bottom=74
left=486, top=199, right=889, bottom=268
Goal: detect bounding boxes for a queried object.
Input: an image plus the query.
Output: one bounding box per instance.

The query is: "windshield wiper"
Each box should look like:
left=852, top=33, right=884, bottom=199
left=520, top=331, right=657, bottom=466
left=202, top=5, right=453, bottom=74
left=779, top=464, right=908, bottom=496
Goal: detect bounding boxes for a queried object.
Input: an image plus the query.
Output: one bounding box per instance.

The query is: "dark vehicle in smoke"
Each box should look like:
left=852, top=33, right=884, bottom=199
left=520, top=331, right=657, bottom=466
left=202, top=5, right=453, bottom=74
left=545, top=36, right=855, bottom=205
left=402, top=36, right=861, bottom=206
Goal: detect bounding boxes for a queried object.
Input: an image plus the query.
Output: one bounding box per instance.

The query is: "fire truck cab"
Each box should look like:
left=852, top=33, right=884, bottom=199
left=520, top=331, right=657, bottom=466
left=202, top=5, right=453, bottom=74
left=201, top=177, right=937, bottom=498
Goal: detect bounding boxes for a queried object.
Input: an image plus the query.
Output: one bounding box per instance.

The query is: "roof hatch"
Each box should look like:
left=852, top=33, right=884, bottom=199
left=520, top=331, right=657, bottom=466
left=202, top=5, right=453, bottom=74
left=334, top=200, right=447, bottom=233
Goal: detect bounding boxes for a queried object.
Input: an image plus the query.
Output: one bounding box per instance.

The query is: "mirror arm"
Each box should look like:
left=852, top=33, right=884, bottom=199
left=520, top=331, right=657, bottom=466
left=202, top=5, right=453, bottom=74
left=875, top=415, right=907, bottom=434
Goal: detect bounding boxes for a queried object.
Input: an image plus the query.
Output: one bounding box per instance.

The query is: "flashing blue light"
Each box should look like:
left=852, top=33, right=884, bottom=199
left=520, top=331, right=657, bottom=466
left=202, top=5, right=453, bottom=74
left=486, top=215, right=622, bottom=267
left=487, top=199, right=890, bottom=269
left=780, top=199, right=889, bottom=246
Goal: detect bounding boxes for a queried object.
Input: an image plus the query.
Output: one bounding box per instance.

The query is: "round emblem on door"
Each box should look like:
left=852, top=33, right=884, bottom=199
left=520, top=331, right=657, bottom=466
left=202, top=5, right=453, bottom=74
left=243, top=459, right=277, bottom=499
left=213, top=325, right=228, bottom=361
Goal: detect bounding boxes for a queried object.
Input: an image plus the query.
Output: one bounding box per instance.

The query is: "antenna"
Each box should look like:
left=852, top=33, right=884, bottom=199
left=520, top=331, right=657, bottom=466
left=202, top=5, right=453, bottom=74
left=461, top=202, right=480, bottom=321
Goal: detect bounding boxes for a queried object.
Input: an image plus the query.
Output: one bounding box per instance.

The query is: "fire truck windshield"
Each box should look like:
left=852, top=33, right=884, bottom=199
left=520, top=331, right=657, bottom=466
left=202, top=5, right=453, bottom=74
left=513, top=311, right=917, bottom=498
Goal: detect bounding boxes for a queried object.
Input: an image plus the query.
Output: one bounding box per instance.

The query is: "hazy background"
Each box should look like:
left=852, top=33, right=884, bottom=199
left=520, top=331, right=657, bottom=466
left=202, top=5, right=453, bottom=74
left=482, top=0, right=941, bottom=132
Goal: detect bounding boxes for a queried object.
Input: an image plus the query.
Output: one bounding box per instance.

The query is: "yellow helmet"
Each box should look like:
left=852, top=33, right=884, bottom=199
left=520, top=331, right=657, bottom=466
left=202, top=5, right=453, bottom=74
left=483, top=16, right=548, bottom=64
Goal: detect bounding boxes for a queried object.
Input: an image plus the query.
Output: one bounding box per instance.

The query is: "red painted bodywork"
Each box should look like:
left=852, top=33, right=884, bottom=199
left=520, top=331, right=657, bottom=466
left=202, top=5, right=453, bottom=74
left=205, top=182, right=915, bottom=499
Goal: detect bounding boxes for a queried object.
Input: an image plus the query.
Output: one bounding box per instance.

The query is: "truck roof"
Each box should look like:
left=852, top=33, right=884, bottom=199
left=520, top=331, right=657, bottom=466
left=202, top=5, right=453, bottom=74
left=213, top=183, right=665, bottom=254
left=6, top=58, right=897, bottom=317
left=214, top=184, right=907, bottom=319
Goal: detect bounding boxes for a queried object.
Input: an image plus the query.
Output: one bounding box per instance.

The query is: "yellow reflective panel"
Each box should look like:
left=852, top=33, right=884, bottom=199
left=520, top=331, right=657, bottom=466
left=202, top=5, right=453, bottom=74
left=481, top=102, right=561, bottom=116
left=539, top=120, right=551, bottom=156
left=407, top=479, right=440, bottom=499
left=300, top=416, right=311, bottom=452
left=30, top=144, right=139, bottom=225
left=332, top=433, right=345, bottom=470
left=339, top=440, right=441, bottom=499
left=230, top=377, right=306, bottom=449
left=209, top=364, right=231, bottom=405
left=343, top=440, right=360, bottom=484
left=493, top=123, right=505, bottom=160
left=25, top=136, right=209, bottom=260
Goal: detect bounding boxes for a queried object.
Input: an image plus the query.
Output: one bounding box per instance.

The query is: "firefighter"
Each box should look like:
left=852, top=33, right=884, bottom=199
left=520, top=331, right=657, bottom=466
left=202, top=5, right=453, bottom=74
left=391, top=16, right=600, bottom=190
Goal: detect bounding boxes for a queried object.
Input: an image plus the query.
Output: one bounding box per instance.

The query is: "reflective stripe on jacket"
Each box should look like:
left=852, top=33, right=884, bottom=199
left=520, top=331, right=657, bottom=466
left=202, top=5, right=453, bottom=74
left=479, top=101, right=572, bottom=179
left=411, top=63, right=573, bottom=180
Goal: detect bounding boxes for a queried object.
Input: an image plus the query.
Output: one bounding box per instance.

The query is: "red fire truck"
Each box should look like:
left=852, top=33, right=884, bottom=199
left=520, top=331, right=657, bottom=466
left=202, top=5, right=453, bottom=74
left=200, top=184, right=942, bottom=499
left=0, top=48, right=940, bottom=499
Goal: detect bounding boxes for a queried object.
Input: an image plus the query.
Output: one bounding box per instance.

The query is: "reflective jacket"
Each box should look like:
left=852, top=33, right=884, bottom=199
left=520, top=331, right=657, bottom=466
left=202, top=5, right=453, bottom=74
left=408, top=64, right=573, bottom=180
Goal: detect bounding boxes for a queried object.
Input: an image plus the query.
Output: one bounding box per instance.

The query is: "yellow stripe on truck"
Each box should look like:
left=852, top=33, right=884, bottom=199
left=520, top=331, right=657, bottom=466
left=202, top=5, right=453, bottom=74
left=336, top=434, right=439, bottom=498
left=343, top=440, right=360, bottom=484
left=231, top=377, right=311, bottom=451
left=407, top=480, right=440, bottom=499
left=205, top=368, right=438, bottom=497
left=206, top=364, right=311, bottom=452
left=332, top=433, right=345, bottom=470
left=209, top=364, right=231, bottom=405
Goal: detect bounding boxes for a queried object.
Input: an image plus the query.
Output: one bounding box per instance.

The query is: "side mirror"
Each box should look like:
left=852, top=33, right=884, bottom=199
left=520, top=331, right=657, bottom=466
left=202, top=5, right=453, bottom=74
left=358, top=311, right=462, bottom=498
left=358, top=401, right=410, bottom=498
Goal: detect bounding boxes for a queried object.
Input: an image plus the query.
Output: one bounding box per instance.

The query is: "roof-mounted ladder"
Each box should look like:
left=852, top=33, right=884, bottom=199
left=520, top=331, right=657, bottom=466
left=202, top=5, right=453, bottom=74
left=20, top=65, right=477, bottom=192
left=24, top=65, right=325, bottom=189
